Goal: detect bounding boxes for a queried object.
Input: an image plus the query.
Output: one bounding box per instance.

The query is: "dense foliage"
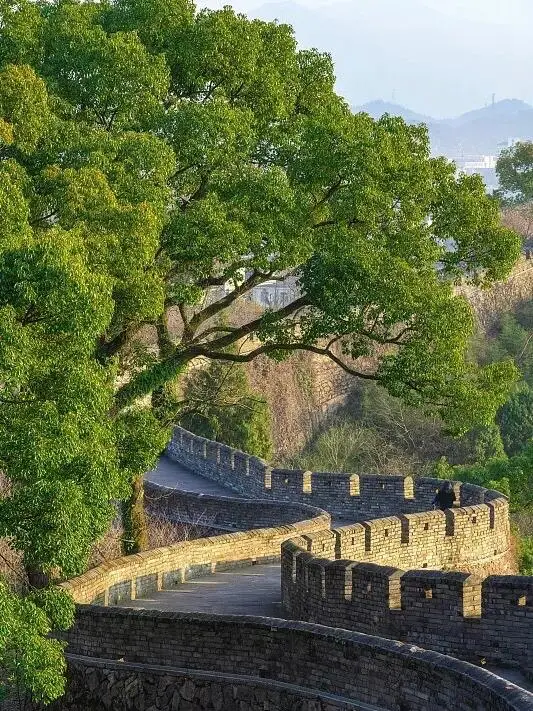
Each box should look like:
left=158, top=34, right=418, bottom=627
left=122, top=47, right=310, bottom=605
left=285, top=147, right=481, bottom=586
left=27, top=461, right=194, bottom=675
left=497, top=141, right=533, bottom=205
left=0, top=0, right=522, bottom=700
left=179, top=361, right=273, bottom=459
left=0, top=583, right=75, bottom=704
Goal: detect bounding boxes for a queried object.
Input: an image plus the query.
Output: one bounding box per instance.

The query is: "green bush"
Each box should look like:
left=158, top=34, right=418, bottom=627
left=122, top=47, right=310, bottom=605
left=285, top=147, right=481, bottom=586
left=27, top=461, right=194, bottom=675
left=518, top=535, right=533, bottom=576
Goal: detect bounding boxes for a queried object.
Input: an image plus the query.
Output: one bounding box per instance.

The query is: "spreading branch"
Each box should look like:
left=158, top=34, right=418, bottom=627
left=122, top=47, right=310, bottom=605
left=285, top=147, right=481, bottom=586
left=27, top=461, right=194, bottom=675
left=194, top=341, right=379, bottom=381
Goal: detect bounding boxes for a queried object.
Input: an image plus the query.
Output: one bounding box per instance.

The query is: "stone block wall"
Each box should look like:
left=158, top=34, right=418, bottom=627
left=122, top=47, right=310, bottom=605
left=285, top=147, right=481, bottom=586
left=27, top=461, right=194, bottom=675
left=144, top=480, right=327, bottom=532
left=41, top=655, right=360, bottom=711
left=48, top=426, right=527, bottom=710
left=282, top=539, right=533, bottom=667
left=48, top=608, right=533, bottom=711
left=167, top=428, right=512, bottom=541
left=61, top=506, right=329, bottom=606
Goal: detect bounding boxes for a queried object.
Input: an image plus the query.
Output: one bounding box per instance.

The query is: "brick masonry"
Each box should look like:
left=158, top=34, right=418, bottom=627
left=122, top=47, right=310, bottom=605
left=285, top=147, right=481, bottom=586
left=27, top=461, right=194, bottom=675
left=49, top=427, right=533, bottom=710
left=46, top=609, right=533, bottom=711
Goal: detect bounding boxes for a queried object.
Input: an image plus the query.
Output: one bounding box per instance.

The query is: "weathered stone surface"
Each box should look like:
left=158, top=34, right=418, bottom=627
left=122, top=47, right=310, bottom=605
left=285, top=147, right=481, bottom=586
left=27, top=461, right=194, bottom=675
left=36, top=427, right=533, bottom=711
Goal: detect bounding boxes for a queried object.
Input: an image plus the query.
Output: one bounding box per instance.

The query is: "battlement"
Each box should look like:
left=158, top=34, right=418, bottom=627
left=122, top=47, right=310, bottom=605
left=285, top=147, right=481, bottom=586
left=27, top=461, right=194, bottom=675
left=167, top=427, right=509, bottom=531
left=54, top=426, right=529, bottom=710
left=282, top=527, right=532, bottom=667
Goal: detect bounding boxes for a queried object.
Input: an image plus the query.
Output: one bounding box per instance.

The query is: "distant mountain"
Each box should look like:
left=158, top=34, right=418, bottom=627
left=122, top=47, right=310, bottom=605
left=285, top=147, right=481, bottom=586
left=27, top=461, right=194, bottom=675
left=356, top=101, right=434, bottom=126
left=354, top=99, right=533, bottom=158
left=447, top=99, right=532, bottom=128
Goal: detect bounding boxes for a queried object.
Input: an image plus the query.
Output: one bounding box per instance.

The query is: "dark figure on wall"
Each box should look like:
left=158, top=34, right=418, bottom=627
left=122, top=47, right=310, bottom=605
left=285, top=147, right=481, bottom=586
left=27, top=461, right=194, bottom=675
left=433, top=481, right=457, bottom=511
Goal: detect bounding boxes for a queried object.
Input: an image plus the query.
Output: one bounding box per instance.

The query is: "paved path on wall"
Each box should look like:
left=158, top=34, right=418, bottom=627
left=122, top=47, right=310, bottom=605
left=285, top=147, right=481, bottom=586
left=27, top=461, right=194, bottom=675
left=146, top=454, right=351, bottom=527
left=121, top=562, right=283, bottom=617
left=145, top=455, right=244, bottom=497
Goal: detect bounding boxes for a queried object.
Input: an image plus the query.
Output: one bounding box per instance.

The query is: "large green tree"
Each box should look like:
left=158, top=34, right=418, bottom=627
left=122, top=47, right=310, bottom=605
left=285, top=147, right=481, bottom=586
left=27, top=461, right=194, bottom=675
left=0, top=0, right=523, bottom=700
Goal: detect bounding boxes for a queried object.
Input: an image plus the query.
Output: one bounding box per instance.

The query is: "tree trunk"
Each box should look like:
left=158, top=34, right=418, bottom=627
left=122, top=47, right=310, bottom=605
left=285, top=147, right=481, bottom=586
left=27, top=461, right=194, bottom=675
left=25, top=566, right=50, bottom=590
left=121, top=474, right=148, bottom=555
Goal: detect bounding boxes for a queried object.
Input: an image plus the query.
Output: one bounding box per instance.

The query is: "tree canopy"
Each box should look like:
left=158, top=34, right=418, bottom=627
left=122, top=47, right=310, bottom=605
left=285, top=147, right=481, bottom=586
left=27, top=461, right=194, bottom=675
left=497, top=141, right=533, bottom=205
left=0, top=0, right=521, bottom=435
left=0, top=0, right=523, bottom=701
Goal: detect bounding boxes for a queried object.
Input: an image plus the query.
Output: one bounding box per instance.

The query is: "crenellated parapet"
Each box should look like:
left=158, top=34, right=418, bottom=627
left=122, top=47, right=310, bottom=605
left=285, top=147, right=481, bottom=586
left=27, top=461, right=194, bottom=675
left=49, top=427, right=531, bottom=710
left=282, top=527, right=532, bottom=667
left=167, top=428, right=513, bottom=536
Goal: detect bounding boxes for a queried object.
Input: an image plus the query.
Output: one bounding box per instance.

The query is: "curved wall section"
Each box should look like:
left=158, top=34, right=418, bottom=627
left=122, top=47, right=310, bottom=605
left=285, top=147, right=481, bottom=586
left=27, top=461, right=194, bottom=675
left=144, top=480, right=327, bottom=532
left=62, top=507, right=328, bottom=606
left=167, top=426, right=513, bottom=576
left=282, top=536, right=533, bottom=667
left=52, top=608, right=533, bottom=711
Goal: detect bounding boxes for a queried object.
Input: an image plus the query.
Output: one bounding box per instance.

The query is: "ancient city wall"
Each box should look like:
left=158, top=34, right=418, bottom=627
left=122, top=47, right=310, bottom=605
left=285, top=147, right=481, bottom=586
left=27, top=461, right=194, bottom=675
left=62, top=506, right=329, bottom=606
left=49, top=607, right=533, bottom=711
left=49, top=426, right=531, bottom=710
left=167, top=426, right=513, bottom=576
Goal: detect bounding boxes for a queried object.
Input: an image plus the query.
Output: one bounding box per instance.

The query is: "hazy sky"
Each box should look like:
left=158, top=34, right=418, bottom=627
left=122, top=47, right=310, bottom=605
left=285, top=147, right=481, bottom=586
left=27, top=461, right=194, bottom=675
left=198, top=0, right=532, bottom=117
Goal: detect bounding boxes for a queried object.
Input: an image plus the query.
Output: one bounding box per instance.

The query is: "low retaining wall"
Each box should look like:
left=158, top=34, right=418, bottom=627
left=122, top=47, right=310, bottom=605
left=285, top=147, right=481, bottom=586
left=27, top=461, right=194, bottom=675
left=51, top=608, right=533, bottom=711
left=41, top=655, right=370, bottom=711
left=144, top=479, right=327, bottom=531
left=62, top=507, right=329, bottom=606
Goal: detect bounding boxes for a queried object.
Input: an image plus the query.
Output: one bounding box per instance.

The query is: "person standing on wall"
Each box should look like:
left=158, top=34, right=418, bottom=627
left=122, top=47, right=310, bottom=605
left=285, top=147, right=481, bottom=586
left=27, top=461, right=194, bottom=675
left=433, top=481, right=457, bottom=511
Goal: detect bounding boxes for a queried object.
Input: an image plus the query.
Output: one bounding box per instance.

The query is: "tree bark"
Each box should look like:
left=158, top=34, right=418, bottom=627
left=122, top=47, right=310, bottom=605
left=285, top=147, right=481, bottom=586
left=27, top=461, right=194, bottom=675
left=25, top=566, right=50, bottom=590
left=121, top=474, right=148, bottom=555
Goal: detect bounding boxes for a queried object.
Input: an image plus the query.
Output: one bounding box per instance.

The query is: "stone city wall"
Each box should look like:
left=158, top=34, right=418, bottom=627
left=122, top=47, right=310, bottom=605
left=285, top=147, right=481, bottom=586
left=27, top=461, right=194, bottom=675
left=61, top=506, right=329, bottom=606
left=47, top=608, right=533, bottom=711
left=47, top=427, right=528, bottom=711
left=167, top=426, right=513, bottom=576
left=282, top=536, right=533, bottom=667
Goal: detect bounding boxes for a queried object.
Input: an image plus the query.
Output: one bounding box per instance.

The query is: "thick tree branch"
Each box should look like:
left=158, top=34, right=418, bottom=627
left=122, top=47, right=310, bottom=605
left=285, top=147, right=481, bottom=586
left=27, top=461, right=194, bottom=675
left=314, top=176, right=346, bottom=208
left=184, top=270, right=276, bottom=339
left=192, top=295, right=310, bottom=352
left=114, top=296, right=310, bottom=410
left=194, top=342, right=379, bottom=381
left=97, top=324, right=139, bottom=363
left=191, top=325, right=239, bottom=342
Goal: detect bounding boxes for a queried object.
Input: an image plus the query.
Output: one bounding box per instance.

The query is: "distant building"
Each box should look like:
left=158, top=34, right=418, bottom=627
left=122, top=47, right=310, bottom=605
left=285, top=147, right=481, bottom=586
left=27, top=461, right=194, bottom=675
left=245, top=275, right=300, bottom=309
left=453, top=155, right=498, bottom=193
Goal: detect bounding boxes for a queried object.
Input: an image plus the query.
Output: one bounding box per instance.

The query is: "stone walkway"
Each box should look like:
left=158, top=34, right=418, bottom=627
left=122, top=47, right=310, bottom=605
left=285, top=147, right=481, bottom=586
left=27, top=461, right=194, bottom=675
left=145, top=455, right=243, bottom=497
left=122, top=562, right=283, bottom=617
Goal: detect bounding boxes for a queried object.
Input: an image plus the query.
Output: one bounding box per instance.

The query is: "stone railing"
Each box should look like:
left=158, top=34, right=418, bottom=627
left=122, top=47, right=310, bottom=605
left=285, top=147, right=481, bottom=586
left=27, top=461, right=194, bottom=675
left=47, top=608, right=533, bottom=711
left=62, top=502, right=329, bottom=606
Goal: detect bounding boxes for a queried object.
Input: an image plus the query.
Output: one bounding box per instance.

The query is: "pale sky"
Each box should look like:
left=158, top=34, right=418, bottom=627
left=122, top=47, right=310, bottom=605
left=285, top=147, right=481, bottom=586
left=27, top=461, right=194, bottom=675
left=198, top=0, right=532, bottom=117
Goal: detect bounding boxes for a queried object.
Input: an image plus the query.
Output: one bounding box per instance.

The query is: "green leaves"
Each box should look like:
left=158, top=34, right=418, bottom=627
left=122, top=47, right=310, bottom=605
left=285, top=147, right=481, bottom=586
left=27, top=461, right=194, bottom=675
left=0, top=582, right=73, bottom=704
left=496, top=141, right=533, bottom=204
left=180, top=360, right=273, bottom=459
left=0, top=64, right=49, bottom=151
left=42, top=2, right=169, bottom=130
